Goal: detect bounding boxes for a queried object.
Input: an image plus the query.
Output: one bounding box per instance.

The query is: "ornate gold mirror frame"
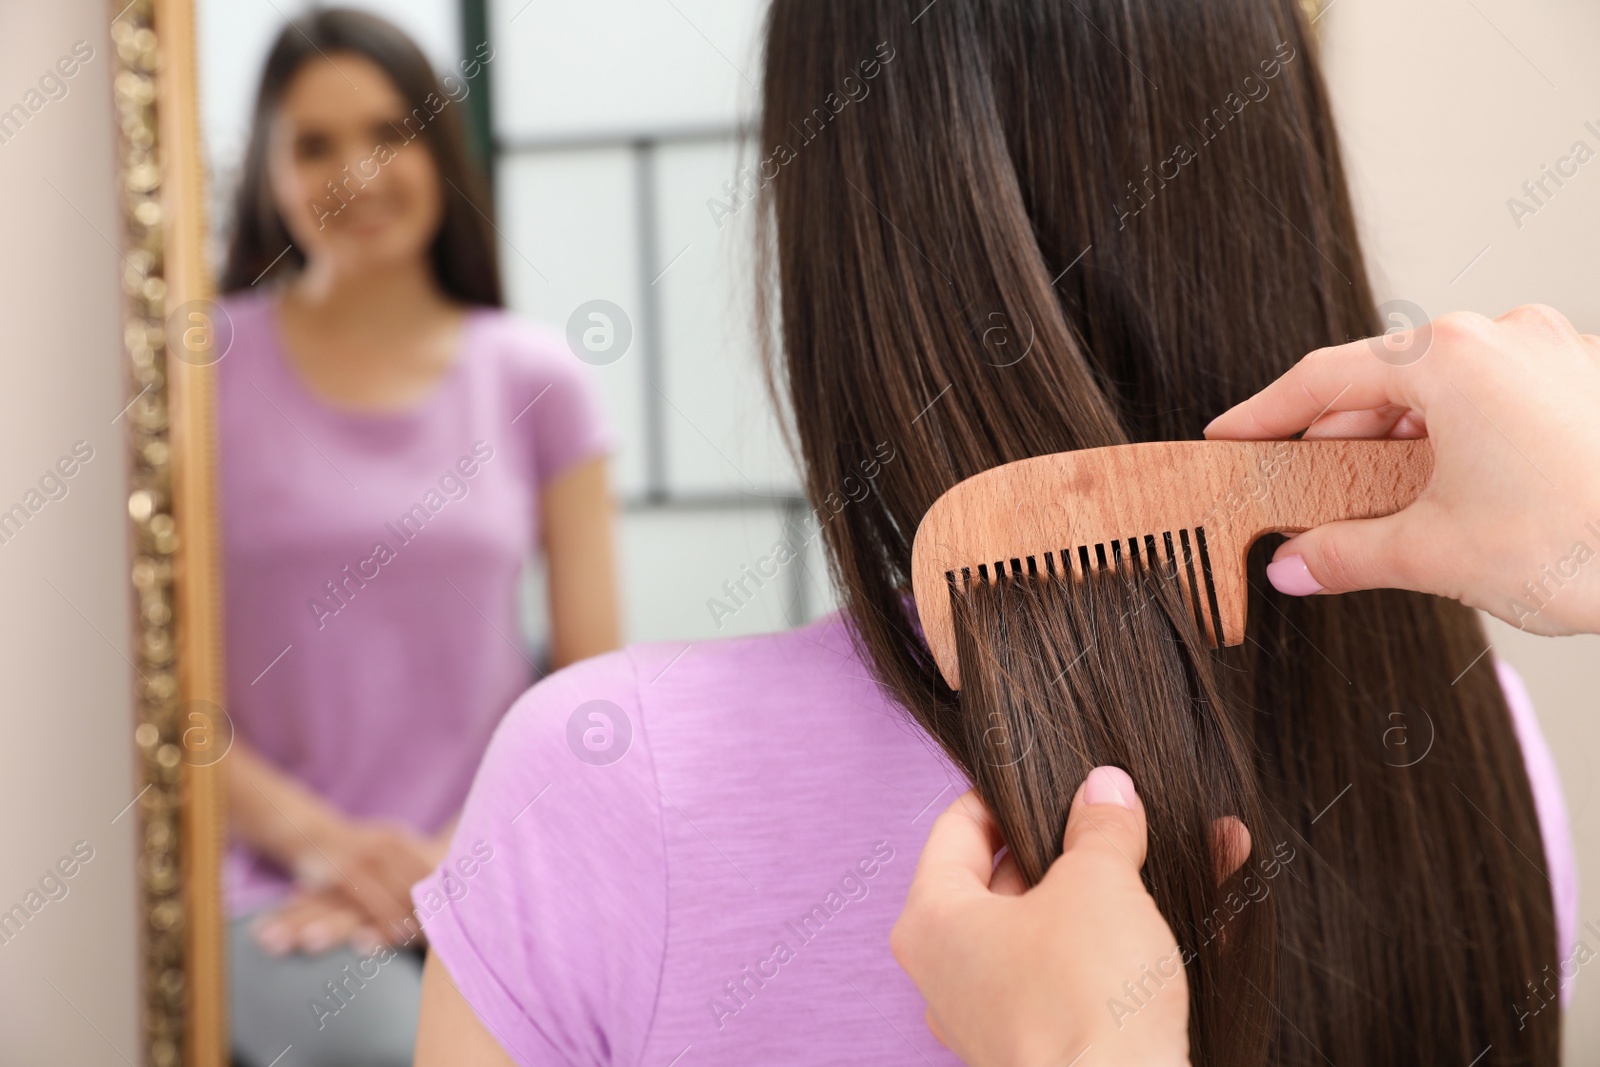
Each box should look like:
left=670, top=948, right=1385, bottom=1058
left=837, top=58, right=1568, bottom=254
left=111, top=0, right=227, bottom=1063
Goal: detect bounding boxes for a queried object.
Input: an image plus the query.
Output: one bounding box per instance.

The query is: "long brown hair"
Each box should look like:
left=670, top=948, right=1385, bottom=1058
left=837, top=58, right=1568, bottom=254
left=220, top=7, right=502, bottom=305
left=758, top=1, right=1558, bottom=1064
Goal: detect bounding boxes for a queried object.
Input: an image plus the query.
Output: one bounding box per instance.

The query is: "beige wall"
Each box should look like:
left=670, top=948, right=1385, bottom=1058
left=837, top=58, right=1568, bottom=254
left=1320, top=0, right=1600, bottom=1059
left=0, top=1, right=139, bottom=1063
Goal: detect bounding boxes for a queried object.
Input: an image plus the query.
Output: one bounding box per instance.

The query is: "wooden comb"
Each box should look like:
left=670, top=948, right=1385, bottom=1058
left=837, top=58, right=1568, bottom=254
left=910, top=439, right=1433, bottom=690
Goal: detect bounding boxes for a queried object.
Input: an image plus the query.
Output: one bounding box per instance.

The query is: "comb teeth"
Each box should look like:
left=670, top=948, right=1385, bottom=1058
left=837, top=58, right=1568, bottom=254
left=914, top=439, right=1435, bottom=690
left=944, top=525, right=1223, bottom=647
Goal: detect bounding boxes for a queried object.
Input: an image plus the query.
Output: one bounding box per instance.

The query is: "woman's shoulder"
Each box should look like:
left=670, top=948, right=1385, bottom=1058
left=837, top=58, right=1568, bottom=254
left=425, top=613, right=954, bottom=1067
left=504, top=611, right=864, bottom=719
left=462, top=307, right=613, bottom=481
left=464, top=306, right=578, bottom=381
left=441, top=613, right=896, bottom=936
left=214, top=287, right=275, bottom=332
left=625, top=610, right=870, bottom=696
left=484, top=612, right=881, bottom=769
left=215, top=287, right=273, bottom=311
left=417, top=642, right=670, bottom=1066
left=211, top=288, right=276, bottom=359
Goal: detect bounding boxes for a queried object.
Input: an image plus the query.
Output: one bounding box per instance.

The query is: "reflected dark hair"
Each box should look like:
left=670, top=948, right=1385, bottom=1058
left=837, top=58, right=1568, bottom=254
left=759, top=1, right=1557, bottom=1064
left=219, top=7, right=501, bottom=305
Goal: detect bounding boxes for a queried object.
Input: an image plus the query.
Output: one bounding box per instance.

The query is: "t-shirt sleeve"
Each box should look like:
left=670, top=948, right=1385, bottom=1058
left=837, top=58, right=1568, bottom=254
left=498, top=316, right=613, bottom=487
left=413, top=648, right=665, bottom=1066
left=1496, top=658, right=1579, bottom=1001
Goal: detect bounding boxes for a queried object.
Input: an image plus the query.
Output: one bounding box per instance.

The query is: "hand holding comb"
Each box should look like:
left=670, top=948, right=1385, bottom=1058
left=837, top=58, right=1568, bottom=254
left=910, top=439, right=1434, bottom=690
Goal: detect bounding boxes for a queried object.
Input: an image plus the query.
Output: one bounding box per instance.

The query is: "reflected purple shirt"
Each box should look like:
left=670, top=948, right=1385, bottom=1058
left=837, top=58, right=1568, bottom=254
left=218, top=291, right=609, bottom=916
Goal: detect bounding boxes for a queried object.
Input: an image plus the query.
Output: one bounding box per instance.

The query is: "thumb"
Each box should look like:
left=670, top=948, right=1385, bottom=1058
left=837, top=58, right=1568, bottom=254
left=1056, top=766, right=1149, bottom=875
left=1265, top=509, right=1425, bottom=597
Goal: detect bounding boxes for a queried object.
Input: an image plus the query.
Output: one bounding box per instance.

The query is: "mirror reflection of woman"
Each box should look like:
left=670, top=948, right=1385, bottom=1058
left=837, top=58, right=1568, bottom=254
left=214, top=11, right=620, bottom=1066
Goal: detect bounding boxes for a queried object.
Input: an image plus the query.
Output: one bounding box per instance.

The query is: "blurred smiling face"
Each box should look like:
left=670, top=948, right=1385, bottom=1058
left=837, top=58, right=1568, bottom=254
left=267, top=52, right=444, bottom=274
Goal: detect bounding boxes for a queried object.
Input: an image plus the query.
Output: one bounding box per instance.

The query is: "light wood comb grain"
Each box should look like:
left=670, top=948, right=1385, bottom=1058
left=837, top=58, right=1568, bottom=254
left=910, top=439, right=1434, bottom=690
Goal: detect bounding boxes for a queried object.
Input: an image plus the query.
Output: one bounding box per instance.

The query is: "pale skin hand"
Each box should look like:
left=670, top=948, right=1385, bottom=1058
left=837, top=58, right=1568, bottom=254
left=249, top=888, right=392, bottom=958
left=1205, top=304, right=1600, bottom=636
left=228, top=740, right=450, bottom=955
left=419, top=310, right=1600, bottom=1059
left=891, top=770, right=1250, bottom=1067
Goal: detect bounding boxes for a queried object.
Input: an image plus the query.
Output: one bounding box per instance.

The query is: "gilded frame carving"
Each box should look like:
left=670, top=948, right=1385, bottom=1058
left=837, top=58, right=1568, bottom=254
left=110, top=0, right=227, bottom=1063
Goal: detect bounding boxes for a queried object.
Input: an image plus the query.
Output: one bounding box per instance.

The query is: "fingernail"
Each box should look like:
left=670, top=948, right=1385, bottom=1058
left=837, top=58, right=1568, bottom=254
left=1084, top=766, right=1136, bottom=809
left=1202, top=415, right=1220, bottom=437
left=254, top=925, right=291, bottom=956
left=1266, top=554, right=1324, bottom=596
left=302, top=923, right=333, bottom=954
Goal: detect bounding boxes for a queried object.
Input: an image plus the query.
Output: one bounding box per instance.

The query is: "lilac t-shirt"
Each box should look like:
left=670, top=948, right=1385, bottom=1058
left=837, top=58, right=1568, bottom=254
left=414, top=614, right=1577, bottom=1065
left=218, top=291, right=609, bottom=916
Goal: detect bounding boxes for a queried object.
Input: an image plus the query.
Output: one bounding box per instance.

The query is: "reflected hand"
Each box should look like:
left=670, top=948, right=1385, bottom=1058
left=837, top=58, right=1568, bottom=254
left=892, top=769, right=1250, bottom=1067
left=251, top=887, right=388, bottom=957
left=294, top=816, right=447, bottom=940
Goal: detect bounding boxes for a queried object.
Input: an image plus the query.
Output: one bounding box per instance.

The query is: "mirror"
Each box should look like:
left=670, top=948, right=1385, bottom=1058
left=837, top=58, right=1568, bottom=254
left=15, top=0, right=1586, bottom=1062
left=184, top=1, right=820, bottom=1063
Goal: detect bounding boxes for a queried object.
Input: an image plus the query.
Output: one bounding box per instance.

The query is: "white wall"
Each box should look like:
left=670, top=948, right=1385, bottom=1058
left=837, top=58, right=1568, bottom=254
left=1319, top=1, right=1600, bottom=1059
left=0, top=1, right=138, bottom=1062
left=488, top=0, right=820, bottom=646
left=490, top=0, right=764, bottom=141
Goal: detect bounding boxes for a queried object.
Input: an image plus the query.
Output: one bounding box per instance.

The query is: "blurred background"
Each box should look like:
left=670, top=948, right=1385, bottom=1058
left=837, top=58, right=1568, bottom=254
left=3, top=0, right=1598, bottom=1060
left=199, top=0, right=831, bottom=652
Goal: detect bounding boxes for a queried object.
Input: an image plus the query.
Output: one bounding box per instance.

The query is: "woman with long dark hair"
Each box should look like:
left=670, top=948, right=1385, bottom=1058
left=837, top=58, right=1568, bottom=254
left=412, top=1, right=1574, bottom=1064
left=215, top=10, right=620, bottom=1066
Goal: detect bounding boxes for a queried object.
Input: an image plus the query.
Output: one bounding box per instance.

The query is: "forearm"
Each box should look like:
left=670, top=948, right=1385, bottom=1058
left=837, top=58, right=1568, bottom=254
left=226, top=737, right=340, bottom=874
left=542, top=457, right=623, bottom=669
left=548, top=570, right=621, bottom=668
